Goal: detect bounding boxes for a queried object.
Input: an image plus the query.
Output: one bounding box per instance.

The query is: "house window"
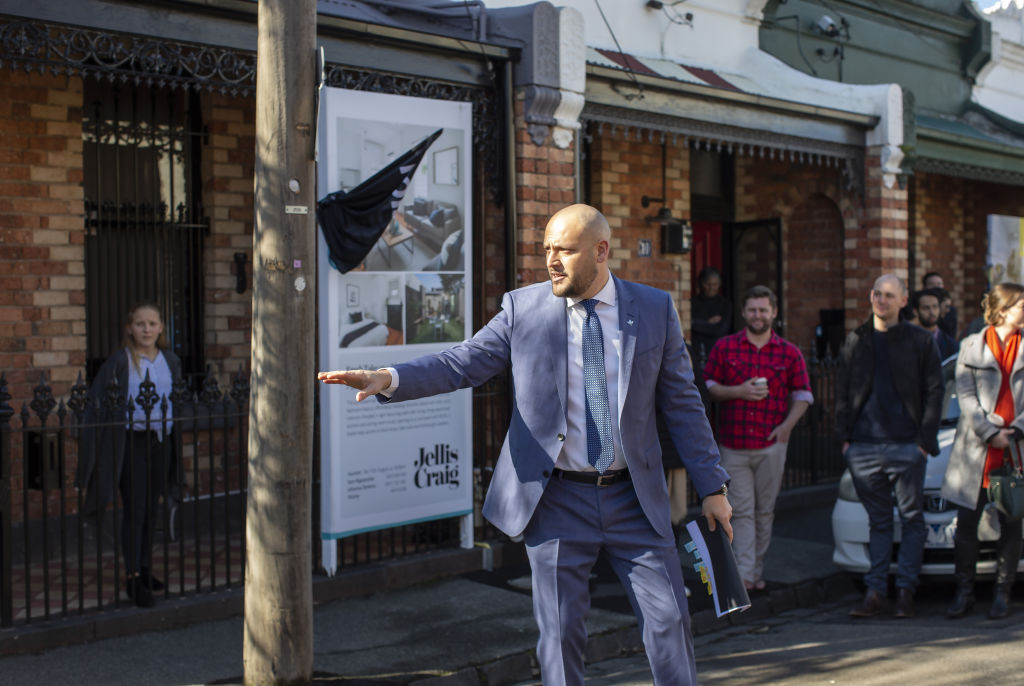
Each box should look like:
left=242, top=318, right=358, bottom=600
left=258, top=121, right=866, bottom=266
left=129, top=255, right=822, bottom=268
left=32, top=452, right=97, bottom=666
left=82, top=81, right=207, bottom=384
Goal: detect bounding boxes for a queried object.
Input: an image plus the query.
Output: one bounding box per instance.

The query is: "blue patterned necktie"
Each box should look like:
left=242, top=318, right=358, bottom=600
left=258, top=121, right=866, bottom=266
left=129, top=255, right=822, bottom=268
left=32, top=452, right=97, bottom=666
left=581, top=298, right=614, bottom=473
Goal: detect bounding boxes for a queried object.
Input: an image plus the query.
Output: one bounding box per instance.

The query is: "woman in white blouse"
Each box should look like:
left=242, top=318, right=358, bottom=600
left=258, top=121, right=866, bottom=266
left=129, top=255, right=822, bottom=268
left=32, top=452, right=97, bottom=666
left=77, top=302, right=182, bottom=608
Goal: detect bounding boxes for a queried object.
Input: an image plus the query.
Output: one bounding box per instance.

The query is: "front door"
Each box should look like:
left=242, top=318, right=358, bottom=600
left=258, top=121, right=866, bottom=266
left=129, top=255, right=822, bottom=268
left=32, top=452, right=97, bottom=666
left=690, top=220, right=724, bottom=297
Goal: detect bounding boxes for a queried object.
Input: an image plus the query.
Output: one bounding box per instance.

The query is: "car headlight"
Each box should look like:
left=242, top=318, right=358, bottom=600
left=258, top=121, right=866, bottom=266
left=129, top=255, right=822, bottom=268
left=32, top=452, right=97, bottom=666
left=838, top=470, right=860, bottom=502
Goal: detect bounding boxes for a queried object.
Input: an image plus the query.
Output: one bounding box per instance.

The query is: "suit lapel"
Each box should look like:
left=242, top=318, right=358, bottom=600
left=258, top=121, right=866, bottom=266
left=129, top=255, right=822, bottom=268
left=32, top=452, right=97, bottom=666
left=616, top=276, right=638, bottom=419
left=542, top=288, right=569, bottom=418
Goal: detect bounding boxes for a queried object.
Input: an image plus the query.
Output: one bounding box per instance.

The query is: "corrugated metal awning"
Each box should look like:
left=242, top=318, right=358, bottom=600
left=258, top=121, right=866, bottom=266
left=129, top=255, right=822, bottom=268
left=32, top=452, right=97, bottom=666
left=583, top=46, right=880, bottom=169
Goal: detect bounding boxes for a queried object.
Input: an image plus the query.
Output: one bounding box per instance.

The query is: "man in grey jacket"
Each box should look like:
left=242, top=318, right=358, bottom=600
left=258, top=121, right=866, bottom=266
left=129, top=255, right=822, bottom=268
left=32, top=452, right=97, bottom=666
left=836, top=274, right=944, bottom=619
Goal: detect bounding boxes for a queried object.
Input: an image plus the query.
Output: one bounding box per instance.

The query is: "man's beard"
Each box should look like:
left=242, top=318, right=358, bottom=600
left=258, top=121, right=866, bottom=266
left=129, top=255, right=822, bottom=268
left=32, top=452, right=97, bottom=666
left=746, top=320, right=772, bottom=335
left=918, top=315, right=938, bottom=328
left=550, top=263, right=597, bottom=298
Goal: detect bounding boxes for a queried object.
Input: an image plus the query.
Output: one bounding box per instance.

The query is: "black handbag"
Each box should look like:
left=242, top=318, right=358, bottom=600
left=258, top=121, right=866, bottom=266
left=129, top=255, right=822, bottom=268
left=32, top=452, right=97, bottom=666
left=988, top=440, right=1024, bottom=522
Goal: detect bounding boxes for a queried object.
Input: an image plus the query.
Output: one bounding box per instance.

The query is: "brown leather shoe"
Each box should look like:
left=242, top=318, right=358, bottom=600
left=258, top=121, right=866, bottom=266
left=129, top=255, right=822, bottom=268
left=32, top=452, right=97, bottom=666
left=894, top=588, right=915, bottom=618
left=849, top=588, right=886, bottom=618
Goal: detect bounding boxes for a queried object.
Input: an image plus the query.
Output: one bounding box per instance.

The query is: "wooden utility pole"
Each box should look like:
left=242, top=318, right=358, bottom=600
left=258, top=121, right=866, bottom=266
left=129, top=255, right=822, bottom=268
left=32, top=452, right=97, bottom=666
left=244, top=0, right=317, bottom=682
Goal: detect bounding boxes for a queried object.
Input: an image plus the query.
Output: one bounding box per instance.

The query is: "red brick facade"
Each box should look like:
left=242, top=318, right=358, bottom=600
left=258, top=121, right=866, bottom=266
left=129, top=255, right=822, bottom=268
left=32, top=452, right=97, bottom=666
left=0, top=72, right=85, bottom=401
left=586, top=132, right=692, bottom=325
left=513, top=94, right=576, bottom=289
left=911, top=171, right=1024, bottom=331
left=735, top=155, right=856, bottom=352
left=202, top=94, right=256, bottom=376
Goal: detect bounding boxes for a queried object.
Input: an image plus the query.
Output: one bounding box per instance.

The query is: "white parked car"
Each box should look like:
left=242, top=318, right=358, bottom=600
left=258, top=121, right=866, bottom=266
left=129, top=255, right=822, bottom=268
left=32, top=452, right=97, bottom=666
left=831, top=355, right=1024, bottom=578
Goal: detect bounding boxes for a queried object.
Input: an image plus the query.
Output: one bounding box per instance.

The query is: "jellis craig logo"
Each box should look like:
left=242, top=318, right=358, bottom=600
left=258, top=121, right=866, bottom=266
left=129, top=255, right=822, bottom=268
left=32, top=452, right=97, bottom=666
left=413, top=444, right=459, bottom=489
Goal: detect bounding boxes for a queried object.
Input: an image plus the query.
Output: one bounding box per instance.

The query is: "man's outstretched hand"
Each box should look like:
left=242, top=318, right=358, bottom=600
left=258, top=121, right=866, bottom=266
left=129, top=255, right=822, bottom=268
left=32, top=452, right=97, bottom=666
left=317, top=369, right=392, bottom=402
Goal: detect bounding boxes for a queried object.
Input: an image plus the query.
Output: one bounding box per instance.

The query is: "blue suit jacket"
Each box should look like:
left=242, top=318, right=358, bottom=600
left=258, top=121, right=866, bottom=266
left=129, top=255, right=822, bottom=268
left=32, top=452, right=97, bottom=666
left=387, top=275, right=728, bottom=539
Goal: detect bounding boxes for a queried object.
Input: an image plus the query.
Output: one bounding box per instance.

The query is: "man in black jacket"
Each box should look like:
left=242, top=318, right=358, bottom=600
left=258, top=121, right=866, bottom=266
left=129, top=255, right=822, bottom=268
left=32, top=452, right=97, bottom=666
left=836, top=274, right=944, bottom=619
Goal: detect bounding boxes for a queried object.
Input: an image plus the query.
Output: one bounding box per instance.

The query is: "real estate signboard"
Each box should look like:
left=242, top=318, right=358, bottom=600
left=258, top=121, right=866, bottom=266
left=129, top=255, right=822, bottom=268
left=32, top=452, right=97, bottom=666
left=316, top=87, right=473, bottom=573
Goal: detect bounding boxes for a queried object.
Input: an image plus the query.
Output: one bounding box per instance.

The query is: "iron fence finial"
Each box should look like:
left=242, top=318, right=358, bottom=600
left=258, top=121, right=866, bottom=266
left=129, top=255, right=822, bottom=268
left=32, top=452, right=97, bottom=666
left=30, top=373, right=56, bottom=422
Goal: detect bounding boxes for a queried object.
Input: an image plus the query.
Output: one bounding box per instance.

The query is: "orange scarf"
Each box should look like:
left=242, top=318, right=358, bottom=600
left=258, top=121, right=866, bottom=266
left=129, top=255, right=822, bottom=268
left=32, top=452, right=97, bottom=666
left=983, top=327, right=1021, bottom=486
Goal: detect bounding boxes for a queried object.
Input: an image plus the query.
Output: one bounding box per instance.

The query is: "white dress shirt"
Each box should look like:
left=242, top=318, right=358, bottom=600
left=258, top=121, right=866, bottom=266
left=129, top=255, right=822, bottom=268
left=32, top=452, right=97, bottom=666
left=559, top=275, right=626, bottom=473
left=383, top=274, right=627, bottom=472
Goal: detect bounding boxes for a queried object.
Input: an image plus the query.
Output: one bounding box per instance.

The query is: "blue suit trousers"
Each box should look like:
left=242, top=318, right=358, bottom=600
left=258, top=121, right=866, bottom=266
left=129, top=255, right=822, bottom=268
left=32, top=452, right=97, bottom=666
left=524, top=476, right=696, bottom=686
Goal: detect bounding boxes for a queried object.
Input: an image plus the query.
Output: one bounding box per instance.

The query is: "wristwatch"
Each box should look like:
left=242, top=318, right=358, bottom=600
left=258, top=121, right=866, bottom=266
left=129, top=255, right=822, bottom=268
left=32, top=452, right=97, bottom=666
left=707, top=484, right=728, bottom=497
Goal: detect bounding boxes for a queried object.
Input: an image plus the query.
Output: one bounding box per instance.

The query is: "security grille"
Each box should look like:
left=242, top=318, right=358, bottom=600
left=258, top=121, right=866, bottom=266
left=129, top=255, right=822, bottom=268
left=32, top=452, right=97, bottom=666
left=82, top=81, right=207, bottom=383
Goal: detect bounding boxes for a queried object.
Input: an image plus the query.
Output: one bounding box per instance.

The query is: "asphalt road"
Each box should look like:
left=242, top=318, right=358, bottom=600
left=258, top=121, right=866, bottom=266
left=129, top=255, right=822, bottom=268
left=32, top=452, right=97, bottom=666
left=509, top=584, right=1024, bottom=686
left=513, top=505, right=1024, bottom=686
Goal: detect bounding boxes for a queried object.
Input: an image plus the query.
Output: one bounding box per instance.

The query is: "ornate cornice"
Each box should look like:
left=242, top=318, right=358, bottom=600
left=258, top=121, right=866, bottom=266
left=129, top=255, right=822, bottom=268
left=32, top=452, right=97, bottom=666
left=0, top=16, right=506, bottom=200
left=0, top=15, right=256, bottom=94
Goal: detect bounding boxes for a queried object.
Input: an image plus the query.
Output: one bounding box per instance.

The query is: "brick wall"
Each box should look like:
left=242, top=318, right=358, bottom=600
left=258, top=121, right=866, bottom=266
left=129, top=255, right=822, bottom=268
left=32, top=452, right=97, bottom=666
left=0, top=72, right=85, bottom=401
left=912, top=172, right=1024, bottom=332
left=201, top=94, right=256, bottom=380
left=513, top=94, right=576, bottom=288
left=962, top=178, right=1024, bottom=327
left=586, top=131, right=691, bottom=327
left=909, top=171, right=966, bottom=323
left=851, top=149, right=909, bottom=329
left=786, top=194, right=845, bottom=351
left=735, top=155, right=852, bottom=351
left=0, top=71, right=84, bottom=520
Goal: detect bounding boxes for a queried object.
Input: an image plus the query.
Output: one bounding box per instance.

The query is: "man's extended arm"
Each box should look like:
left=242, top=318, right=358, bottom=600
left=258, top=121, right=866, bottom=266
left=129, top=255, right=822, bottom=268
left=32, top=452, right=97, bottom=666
left=319, top=292, right=515, bottom=402
left=654, top=295, right=732, bottom=536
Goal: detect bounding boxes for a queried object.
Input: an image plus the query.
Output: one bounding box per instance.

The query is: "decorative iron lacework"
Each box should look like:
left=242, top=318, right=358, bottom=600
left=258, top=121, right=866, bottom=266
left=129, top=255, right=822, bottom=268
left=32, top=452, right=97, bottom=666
left=914, top=156, right=1024, bottom=188
left=0, top=15, right=506, bottom=200
left=581, top=102, right=865, bottom=196
left=0, top=16, right=256, bottom=95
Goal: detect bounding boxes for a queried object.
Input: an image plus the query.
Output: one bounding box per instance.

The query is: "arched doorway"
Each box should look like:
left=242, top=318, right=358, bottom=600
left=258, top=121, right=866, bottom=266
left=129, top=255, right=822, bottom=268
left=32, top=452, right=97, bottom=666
left=785, top=193, right=845, bottom=354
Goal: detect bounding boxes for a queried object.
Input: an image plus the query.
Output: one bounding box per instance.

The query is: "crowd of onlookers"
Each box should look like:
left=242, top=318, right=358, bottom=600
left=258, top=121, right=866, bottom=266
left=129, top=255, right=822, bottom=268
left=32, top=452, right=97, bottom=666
left=693, top=265, right=1024, bottom=622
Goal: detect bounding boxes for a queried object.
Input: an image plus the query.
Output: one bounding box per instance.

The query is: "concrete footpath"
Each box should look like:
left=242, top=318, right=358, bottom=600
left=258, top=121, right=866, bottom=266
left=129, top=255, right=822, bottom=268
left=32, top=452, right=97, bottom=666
left=0, top=486, right=853, bottom=686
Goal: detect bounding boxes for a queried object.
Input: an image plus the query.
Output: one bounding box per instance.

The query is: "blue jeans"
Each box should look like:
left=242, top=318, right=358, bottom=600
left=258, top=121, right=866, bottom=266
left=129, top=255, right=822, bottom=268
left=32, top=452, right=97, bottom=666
left=845, top=442, right=926, bottom=593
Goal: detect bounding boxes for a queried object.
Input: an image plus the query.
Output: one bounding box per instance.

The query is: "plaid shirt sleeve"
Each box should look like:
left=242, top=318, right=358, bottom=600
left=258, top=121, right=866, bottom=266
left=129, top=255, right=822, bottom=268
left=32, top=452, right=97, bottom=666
left=786, top=343, right=812, bottom=395
left=702, top=336, right=728, bottom=386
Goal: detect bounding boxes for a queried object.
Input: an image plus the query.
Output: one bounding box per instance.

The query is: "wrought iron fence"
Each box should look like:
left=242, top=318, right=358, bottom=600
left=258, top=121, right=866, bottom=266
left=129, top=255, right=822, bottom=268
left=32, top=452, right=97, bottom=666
left=0, top=368, right=250, bottom=628
left=0, top=369, right=511, bottom=631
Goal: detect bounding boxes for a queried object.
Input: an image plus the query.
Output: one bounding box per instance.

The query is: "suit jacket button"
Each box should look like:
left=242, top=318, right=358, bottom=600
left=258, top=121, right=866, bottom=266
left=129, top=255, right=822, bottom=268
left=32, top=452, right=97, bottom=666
left=542, top=470, right=551, bottom=478
left=557, top=433, right=565, bottom=441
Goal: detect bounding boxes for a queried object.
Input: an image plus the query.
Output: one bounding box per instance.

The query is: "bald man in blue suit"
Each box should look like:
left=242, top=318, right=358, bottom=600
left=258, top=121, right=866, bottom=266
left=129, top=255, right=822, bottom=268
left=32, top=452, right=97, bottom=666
left=320, top=204, right=731, bottom=685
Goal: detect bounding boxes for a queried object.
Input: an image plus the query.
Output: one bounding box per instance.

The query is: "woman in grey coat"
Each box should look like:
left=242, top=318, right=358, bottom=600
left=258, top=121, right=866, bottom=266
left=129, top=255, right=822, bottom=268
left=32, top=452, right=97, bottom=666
left=941, top=283, right=1024, bottom=619
left=77, top=302, right=181, bottom=607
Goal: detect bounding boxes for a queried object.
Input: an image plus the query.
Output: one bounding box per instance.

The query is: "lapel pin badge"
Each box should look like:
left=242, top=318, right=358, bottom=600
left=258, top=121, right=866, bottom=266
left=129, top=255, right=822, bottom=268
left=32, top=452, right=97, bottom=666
left=627, top=319, right=634, bottom=326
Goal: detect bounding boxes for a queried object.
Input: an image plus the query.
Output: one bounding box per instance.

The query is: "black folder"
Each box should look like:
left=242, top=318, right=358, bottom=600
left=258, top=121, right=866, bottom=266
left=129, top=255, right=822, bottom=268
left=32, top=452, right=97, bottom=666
left=683, top=516, right=751, bottom=617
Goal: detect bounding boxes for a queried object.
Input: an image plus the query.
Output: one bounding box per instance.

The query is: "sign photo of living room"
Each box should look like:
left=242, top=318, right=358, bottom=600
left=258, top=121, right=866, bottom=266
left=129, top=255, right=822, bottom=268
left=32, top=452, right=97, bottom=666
left=334, top=119, right=466, bottom=274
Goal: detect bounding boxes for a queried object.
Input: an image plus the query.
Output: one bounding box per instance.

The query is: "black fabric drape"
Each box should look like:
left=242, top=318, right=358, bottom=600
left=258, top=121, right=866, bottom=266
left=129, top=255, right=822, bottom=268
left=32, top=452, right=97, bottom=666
left=317, top=128, right=443, bottom=273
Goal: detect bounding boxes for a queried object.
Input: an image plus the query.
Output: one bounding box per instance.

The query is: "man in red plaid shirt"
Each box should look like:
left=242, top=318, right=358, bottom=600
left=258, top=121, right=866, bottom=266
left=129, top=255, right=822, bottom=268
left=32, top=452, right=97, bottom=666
left=703, top=285, right=812, bottom=591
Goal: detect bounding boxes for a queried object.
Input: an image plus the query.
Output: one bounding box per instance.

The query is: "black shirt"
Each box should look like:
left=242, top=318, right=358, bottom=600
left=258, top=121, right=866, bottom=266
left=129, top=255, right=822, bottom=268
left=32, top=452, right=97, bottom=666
left=851, top=329, right=916, bottom=443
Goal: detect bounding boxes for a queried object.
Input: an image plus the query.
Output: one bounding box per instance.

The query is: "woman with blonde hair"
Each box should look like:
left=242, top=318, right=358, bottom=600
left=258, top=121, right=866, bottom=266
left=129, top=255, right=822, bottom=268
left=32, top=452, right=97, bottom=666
left=942, top=283, right=1024, bottom=619
left=77, top=301, right=182, bottom=607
